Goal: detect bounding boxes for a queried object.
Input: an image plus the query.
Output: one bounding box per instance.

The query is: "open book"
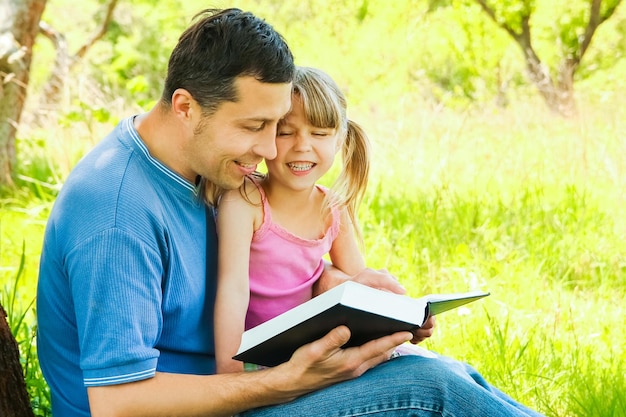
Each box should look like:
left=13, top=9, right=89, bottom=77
left=234, top=281, right=489, bottom=367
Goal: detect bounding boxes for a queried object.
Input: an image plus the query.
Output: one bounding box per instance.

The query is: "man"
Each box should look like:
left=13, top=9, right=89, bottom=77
left=37, top=8, right=544, bottom=417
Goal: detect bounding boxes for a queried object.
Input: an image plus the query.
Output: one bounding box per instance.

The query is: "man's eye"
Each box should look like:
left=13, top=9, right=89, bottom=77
left=247, top=124, right=265, bottom=132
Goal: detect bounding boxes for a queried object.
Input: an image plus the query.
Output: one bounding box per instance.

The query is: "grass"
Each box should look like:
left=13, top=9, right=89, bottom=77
left=2, top=85, right=626, bottom=416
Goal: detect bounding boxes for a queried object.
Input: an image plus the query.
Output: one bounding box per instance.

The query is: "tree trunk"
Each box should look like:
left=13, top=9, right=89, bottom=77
left=555, top=60, right=577, bottom=117
left=521, top=45, right=577, bottom=117
left=0, top=0, right=47, bottom=187
left=0, top=302, right=35, bottom=417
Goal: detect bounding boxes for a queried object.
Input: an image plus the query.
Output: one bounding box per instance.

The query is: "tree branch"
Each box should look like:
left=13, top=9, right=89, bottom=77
left=32, top=0, right=118, bottom=124
left=473, top=0, right=521, bottom=41
left=600, top=0, right=622, bottom=22
left=473, top=0, right=563, bottom=113
left=38, top=20, right=68, bottom=58
left=574, top=0, right=622, bottom=68
left=73, top=0, right=119, bottom=62
left=577, top=0, right=603, bottom=63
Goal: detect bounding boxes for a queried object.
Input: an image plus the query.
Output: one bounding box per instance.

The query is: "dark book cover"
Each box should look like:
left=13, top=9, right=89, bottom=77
left=234, top=281, right=489, bottom=367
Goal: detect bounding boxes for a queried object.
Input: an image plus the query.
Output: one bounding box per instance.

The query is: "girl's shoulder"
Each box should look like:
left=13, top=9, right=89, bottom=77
left=216, top=176, right=265, bottom=231
left=241, top=175, right=265, bottom=205
left=220, top=176, right=264, bottom=207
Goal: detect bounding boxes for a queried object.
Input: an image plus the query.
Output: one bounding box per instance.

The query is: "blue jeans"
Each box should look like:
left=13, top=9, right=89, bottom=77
left=239, top=355, right=544, bottom=416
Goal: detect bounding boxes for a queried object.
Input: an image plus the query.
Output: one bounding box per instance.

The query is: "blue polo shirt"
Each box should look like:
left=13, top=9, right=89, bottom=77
left=37, top=117, right=218, bottom=416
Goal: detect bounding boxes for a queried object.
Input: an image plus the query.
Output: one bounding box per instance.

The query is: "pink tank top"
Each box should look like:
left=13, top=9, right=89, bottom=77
left=245, top=183, right=341, bottom=330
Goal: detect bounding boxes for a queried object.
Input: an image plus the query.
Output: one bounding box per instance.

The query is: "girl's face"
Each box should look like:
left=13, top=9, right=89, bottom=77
left=265, top=94, right=340, bottom=192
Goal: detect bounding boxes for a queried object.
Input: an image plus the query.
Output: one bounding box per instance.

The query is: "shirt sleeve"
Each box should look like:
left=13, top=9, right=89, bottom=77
left=66, top=227, right=164, bottom=386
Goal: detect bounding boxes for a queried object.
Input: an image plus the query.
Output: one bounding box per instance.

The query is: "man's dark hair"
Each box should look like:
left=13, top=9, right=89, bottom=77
left=162, top=8, right=295, bottom=114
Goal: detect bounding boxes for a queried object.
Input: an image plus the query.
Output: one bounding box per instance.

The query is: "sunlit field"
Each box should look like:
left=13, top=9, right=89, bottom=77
left=3, top=91, right=624, bottom=416
left=357, top=95, right=626, bottom=417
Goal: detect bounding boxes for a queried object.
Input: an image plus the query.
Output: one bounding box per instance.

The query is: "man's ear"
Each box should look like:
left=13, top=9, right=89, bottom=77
left=171, top=88, right=195, bottom=120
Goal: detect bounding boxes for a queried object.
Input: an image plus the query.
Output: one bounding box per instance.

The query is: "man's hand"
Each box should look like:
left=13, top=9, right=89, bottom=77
left=315, top=264, right=437, bottom=345
left=315, top=264, right=406, bottom=296
left=276, top=326, right=414, bottom=396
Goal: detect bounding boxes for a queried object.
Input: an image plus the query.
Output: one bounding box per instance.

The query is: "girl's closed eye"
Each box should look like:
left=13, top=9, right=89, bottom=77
left=312, top=129, right=335, bottom=137
left=277, top=129, right=294, bottom=136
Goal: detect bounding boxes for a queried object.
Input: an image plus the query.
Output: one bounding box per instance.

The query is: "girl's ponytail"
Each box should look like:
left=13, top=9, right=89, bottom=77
left=331, top=119, right=370, bottom=244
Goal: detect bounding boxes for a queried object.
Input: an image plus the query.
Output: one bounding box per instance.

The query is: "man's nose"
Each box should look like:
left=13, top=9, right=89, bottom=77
left=253, top=129, right=277, bottom=160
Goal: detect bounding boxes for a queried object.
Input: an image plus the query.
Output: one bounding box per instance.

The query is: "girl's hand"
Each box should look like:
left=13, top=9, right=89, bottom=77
left=410, top=315, right=436, bottom=344
left=315, top=264, right=406, bottom=296
left=351, top=267, right=406, bottom=295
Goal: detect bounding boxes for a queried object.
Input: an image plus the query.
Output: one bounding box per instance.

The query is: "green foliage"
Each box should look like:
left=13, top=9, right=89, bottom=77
left=469, top=0, right=626, bottom=81
left=26, top=0, right=626, bottom=115
left=361, top=182, right=625, bottom=291
left=415, top=2, right=522, bottom=105
left=485, top=0, right=535, bottom=34
left=85, top=0, right=187, bottom=109
left=554, top=1, right=590, bottom=57
left=358, top=182, right=625, bottom=416
left=2, top=242, right=32, bottom=338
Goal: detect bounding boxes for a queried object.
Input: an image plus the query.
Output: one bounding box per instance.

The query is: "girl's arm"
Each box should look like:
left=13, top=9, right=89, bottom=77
left=327, top=208, right=367, bottom=277
left=214, top=186, right=258, bottom=374
left=323, top=208, right=405, bottom=296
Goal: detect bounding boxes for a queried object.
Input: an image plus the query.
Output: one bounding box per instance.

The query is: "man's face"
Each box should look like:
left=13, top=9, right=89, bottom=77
left=186, top=76, right=292, bottom=190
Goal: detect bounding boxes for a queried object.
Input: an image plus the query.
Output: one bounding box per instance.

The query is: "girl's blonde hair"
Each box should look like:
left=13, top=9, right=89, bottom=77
left=292, top=66, right=370, bottom=243
left=204, top=67, right=370, bottom=243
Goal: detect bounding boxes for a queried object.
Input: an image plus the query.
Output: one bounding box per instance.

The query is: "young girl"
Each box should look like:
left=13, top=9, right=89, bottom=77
left=213, top=66, right=429, bottom=373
